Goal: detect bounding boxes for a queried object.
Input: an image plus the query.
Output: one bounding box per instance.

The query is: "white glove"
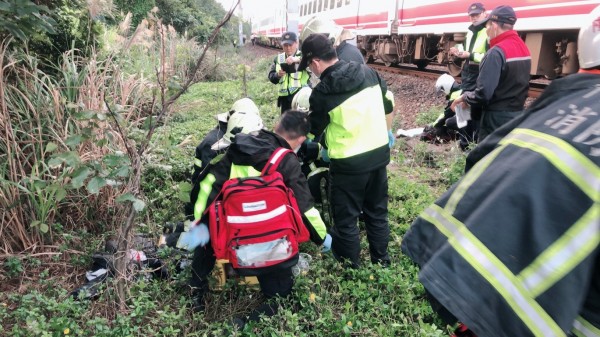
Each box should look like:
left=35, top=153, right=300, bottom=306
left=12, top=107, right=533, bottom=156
left=176, top=223, right=210, bottom=251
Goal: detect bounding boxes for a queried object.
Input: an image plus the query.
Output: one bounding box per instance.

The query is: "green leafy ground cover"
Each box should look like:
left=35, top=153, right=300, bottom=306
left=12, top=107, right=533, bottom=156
left=1, top=46, right=467, bottom=336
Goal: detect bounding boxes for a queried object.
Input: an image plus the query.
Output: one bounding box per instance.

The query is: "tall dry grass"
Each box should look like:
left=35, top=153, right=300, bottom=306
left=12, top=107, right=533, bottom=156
left=0, top=14, right=199, bottom=254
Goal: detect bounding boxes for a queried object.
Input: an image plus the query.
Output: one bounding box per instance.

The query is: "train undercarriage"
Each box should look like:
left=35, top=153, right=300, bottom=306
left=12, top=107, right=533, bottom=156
left=357, top=30, right=580, bottom=79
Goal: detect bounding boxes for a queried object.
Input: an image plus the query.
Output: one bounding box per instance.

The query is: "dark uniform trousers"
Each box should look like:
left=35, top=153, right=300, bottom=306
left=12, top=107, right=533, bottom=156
left=479, top=109, right=522, bottom=142
left=277, top=94, right=295, bottom=115
left=329, top=165, right=390, bottom=268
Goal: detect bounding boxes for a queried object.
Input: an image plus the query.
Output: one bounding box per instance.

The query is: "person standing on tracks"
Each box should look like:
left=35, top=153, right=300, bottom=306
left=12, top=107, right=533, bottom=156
left=298, top=33, right=395, bottom=269
left=268, top=31, right=310, bottom=114
left=448, top=2, right=489, bottom=149
left=402, top=6, right=600, bottom=337
left=451, top=5, right=531, bottom=142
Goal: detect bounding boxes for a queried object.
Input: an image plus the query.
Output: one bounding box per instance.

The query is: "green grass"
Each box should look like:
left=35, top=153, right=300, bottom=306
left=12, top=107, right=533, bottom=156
left=1, top=45, right=467, bottom=336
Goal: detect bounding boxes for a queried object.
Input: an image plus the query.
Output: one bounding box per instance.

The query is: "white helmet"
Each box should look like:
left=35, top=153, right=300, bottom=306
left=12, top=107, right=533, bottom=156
left=215, top=97, right=260, bottom=122
left=300, top=17, right=338, bottom=44
left=578, top=5, right=600, bottom=69
left=291, top=87, right=312, bottom=112
left=211, top=111, right=264, bottom=150
left=435, top=74, right=456, bottom=95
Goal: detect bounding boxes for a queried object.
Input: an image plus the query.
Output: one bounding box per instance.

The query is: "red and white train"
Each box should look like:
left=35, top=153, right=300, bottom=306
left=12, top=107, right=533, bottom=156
left=254, top=0, right=600, bottom=77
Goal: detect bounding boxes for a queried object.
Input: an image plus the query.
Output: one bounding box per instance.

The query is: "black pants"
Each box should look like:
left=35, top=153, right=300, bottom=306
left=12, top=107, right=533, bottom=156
left=446, top=117, right=479, bottom=151
left=329, top=166, right=390, bottom=268
left=479, top=109, right=522, bottom=142
left=277, top=95, right=295, bottom=115
left=190, top=243, right=294, bottom=316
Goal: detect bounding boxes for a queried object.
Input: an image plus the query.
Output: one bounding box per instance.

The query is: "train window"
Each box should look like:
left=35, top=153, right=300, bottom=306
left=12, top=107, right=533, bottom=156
left=345, top=0, right=351, bottom=5
left=302, top=4, right=306, bottom=16
left=330, top=0, right=335, bottom=10
left=318, top=0, right=322, bottom=12
left=337, top=0, right=342, bottom=8
left=312, top=0, right=317, bottom=14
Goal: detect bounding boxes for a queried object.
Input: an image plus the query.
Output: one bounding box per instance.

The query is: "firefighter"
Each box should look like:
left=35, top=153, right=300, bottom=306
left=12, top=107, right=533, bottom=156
left=298, top=33, right=395, bottom=269
left=451, top=5, right=531, bottom=142
left=185, top=98, right=261, bottom=220
left=184, top=110, right=330, bottom=329
left=401, top=6, right=600, bottom=337
left=268, top=31, right=310, bottom=114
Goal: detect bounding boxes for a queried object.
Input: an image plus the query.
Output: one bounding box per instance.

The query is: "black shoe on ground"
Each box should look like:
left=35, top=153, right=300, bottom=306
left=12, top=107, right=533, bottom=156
left=190, top=289, right=207, bottom=313
left=231, top=317, right=246, bottom=331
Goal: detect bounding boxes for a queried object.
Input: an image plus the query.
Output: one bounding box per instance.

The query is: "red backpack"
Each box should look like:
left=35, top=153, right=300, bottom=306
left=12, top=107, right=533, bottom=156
left=207, top=148, right=310, bottom=276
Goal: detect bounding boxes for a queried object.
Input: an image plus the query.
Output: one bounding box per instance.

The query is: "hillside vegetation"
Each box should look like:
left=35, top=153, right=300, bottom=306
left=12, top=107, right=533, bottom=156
left=1, top=2, right=468, bottom=336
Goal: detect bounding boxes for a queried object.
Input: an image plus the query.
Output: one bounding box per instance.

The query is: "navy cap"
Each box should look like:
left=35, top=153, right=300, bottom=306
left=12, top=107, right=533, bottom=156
left=479, top=5, right=517, bottom=25
left=298, top=33, right=336, bottom=71
left=468, top=2, right=485, bottom=15
left=281, top=31, right=297, bottom=45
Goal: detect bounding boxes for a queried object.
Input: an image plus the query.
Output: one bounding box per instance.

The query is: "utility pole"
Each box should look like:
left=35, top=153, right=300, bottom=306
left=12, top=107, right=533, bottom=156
left=287, top=0, right=299, bottom=35
left=238, top=0, right=244, bottom=46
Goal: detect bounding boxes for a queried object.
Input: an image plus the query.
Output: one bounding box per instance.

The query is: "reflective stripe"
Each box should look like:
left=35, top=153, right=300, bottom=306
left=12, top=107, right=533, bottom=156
left=423, top=204, right=565, bottom=337
left=518, top=205, right=600, bottom=297
left=449, top=90, right=462, bottom=101
left=500, top=129, right=600, bottom=202
left=445, top=145, right=505, bottom=213
left=228, top=205, right=286, bottom=223
left=194, top=173, right=216, bottom=219
left=447, top=128, right=600, bottom=214
left=307, top=166, right=328, bottom=179
left=277, top=52, right=309, bottom=96
left=304, top=206, right=327, bottom=239
left=385, top=90, right=395, bottom=109
left=229, top=164, right=261, bottom=179
left=573, top=316, right=600, bottom=337
left=194, top=158, right=203, bottom=168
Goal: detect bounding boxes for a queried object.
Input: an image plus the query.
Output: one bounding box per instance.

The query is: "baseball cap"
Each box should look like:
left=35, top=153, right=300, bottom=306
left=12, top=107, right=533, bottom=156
left=211, top=111, right=264, bottom=151
left=215, top=98, right=260, bottom=123
left=298, top=33, right=336, bottom=71
left=467, top=2, right=485, bottom=15
left=479, top=5, right=517, bottom=25
left=281, top=31, right=297, bottom=45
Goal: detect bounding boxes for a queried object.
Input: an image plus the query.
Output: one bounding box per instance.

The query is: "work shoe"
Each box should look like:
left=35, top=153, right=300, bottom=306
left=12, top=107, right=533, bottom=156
left=190, top=289, right=208, bottom=313
left=450, top=323, right=477, bottom=337
left=231, top=317, right=246, bottom=331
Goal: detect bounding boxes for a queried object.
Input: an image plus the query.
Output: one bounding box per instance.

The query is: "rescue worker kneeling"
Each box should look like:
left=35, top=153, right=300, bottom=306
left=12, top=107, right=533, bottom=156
left=182, top=110, right=331, bottom=329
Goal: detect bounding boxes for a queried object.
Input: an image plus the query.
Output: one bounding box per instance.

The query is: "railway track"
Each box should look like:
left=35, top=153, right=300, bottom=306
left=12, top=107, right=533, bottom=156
left=369, top=62, right=546, bottom=98
left=256, top=44, right=546, bottom=98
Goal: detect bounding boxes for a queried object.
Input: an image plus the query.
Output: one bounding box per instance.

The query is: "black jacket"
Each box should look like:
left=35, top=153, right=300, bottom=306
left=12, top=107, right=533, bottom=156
left=309, top=60, right=393, bottom=174
left=465, top=30, right=530, bottom=112
left=402, top=73, right=600, bottom=337
left=195, top=130, right=327, bottom=245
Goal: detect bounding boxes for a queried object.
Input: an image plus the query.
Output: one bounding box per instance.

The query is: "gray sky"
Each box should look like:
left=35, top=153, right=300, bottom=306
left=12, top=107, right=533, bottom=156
left=215, top=0, right=280, bottom=22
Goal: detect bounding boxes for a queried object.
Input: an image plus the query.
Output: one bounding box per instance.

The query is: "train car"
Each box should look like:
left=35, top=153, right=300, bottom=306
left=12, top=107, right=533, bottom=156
left=295, top=0, right=600, bottom=77
left=253, top=2, right=287, bottom=47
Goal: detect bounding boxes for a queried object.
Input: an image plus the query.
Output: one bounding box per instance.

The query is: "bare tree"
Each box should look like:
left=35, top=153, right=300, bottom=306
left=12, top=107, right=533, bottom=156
left=110, top=0, right=240, bottom=310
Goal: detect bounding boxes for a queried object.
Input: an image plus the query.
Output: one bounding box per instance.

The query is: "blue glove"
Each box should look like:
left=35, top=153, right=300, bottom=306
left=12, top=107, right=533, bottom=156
left=388, top=130, right=395, bottom=148
left=176, top=223, right=210, bottom=251
left=321, top=234, right=332, bottom=253
left=319, top=147, right=330, bottom=163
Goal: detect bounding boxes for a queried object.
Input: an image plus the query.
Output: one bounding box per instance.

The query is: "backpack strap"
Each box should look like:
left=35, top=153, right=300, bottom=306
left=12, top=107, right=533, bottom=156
left=261, top=147, right=294, bottom=176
